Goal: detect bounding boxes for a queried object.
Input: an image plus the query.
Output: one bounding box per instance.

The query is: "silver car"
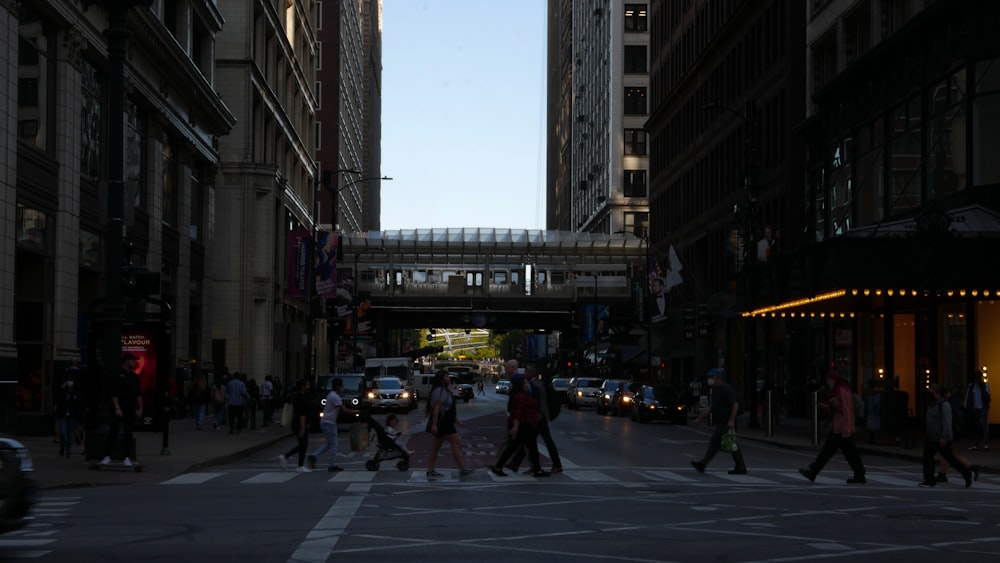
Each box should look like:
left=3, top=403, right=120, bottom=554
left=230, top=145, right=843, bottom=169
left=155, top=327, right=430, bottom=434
left=366, top=377, right=414, bottom=413
left=568, top=377, right=604, bottom=409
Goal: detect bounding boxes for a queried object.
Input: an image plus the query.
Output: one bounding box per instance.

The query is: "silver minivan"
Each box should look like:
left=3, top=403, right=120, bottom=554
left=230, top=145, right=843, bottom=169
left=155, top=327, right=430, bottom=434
left=568, top=377, right=604, bottom=409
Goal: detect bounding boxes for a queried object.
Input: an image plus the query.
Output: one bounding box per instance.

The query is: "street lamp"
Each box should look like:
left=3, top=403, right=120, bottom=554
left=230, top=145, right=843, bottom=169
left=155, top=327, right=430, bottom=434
left=702, top=100, right=761, bottom=428
left=329, top=174, right=393, bottom=232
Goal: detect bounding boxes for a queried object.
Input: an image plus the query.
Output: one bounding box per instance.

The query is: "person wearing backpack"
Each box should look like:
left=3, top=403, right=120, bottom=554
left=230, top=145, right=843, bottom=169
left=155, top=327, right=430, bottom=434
left=505, top=364, right=563, bottom=474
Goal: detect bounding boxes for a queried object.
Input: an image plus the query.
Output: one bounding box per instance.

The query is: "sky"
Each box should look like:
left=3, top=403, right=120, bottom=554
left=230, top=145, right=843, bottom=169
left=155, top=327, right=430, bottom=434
left=379, top=1, right=547, bottom=231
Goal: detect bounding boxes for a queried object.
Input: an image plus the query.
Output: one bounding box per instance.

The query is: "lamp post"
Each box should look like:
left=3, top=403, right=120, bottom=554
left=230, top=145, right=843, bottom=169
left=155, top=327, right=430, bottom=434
left=703, top=100, right=761, bottom=428
left=330, top=175, right=393, bottom=233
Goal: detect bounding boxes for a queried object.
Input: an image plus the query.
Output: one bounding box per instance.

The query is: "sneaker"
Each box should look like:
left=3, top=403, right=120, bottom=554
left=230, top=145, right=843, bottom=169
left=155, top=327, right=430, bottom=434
left=935, top=472, right=948, bottom=483
left=460, top=469, right=474, bottom=476
left=99, top=456, right=111, bottom=466
left=728, top=468, right=747, bottom=475
left=328, top=466, right=344, bottom=473
left=918, top=481, right=936, bottom=487
left=551, top=466, right=564, bottom=473
left=426, top=470, right=444, bottom=478
left=306, top=455, right=317, bottom=469
left=278, top=455, right=288, bottom=471
left=488, top=466, right=507, bottom=477
left=798, top=468, right=816, bottom=482
left=690, top=460, right=706, bottom=474
left=964, top=472, right=973, bottom=488
left=122, top=457, right=133, bottom=467
left=971, top=465, right=981, bottom=481
left=296, top=466, right=312, bottom=473
left=530, top=470, right=551, bottom=477
left=846, top=476, right=866, bottom=484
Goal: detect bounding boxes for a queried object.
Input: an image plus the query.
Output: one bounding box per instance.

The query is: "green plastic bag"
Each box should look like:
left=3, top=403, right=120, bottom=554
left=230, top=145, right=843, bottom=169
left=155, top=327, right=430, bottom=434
left=720, top=429, right=739, bottom=452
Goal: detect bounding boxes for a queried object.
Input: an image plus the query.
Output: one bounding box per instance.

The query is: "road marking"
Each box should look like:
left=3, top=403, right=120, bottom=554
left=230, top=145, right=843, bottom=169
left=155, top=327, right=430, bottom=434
left=163, top=472, right=224, bottom=485
left=864, top=474, right=920, bottom=487
left=243, top=472, right=299, bottom=484
left=329, top=471, right=376, bottom=482
left=644, top=470, right=696, bottom=482
left=711, top=472, right=778, bottom=484
left=288, top=487, right=367, bottom=563
left=565, top=469, right=612, bottom=481
left=777, top=472, right=842, bottom=485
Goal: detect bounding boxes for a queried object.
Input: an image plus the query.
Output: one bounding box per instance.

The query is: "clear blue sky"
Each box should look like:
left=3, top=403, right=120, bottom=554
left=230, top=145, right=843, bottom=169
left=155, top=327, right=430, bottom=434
left=380, top=1, right=547, bottom=231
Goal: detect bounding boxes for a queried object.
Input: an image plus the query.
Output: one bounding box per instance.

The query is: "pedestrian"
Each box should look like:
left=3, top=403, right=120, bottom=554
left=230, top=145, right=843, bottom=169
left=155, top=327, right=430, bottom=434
left=476, top=379, right=485, bottom=396
left=246, top=377, right=259, bottom=431
left=689, top=377, right=703, bottom=415
left=100, top=353, right=143, bottom=466
left=384, top=413, right=414, bottom=455
left=306, top=377, right=357, bottom=472
left=964, top=369, right=991, bottom=451
left=260, top=375, right=275, bottom=428
left=504, top=364, right=562, bottom=473
left=798, top=370, right=866, bottom=484
left=489, top=373, right=550, bottom=477
left=937, top=386, right=980, bottom=483
left=425, top=370, right=474, bottom=478
left=278, top=379, right=313, bottom=473
left=211, top=379, right=227, bottom=430
left=189, top=373, right=209, bottom=430
left=226, top=373, right=250, bottom=434
left=54, top=366, right=83, bottom=458
left=920, top=384, right=974, bottom=488
left=690, top=368, right=747, bottom=475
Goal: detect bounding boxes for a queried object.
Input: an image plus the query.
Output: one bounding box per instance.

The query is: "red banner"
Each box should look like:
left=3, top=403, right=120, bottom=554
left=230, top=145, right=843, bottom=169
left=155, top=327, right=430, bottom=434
left=287, top=229, right=311, bottom=297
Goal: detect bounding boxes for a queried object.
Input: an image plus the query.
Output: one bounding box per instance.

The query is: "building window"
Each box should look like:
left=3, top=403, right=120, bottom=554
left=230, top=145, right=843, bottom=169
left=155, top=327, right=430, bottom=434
left=887, top=96, right=921, bottom=216
left=973, top=59, right=1000, bottom=186
left=624, top=169, right=647, bottom=197
left=623, top=212, right=648, bottom=238
left=625, top=129, right=646, bottom=156
left=624, top=87, right=646, bottom=115
left=15, top=205, right=49, bottom=254
left=81, top=60, right=103, bottom=179
left=843, top=1, right=871, bottom=66
left=162, top=139, right=178, bottom=227
left=624, top=4, right=647, bottom=32
left=190, top=166, right=203, bottom=240
left=812, top=30, right=837, bottom=92
left=17, top=12, right=55, bottom=152
left=928, top=68, right=966, bottom=198
left=624, top=45, right=647, bottom=74
left=126, top=100, right=145, bottom=209
left=828, top=138, right=853, bottom=235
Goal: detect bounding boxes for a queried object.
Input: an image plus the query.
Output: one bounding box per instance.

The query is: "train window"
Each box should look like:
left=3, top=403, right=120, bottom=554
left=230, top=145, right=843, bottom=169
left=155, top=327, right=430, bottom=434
left=511, top=271, right=520, bottom=286
left=412, top=270, right=427, bottom=283
left=493, top=271, right=507, bottom=284
left=537, top=271, right=547, bottom=285
left=466, top=272, right=483, bottom=287
left=551, top=271, right=565, bottom=285
left=428, top=270, right=441, bottom=283
left=384, top=271, right=403, bottom=286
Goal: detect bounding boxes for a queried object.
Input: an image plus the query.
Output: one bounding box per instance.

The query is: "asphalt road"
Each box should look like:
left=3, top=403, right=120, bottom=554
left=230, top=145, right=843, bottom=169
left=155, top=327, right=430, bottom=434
left=7, top=392, right=1000, bottom=562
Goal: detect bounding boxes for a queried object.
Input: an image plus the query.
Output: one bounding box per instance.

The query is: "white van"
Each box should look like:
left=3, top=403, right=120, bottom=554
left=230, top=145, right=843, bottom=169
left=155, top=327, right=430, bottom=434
left=412, top=372, right=435, bottom=402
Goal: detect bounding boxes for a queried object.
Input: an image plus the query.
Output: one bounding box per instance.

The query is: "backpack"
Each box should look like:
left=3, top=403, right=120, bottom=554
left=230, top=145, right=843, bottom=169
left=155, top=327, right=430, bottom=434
left=544, top=378, right=561, bottom=421
left=212, top=385, right=226, bottom=405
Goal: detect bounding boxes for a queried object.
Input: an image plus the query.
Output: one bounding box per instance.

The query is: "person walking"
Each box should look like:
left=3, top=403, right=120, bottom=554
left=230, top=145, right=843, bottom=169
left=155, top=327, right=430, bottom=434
left=691, top=368, right=747, bottom=475
left=937, top=386, right=980, bottom=483
left=189, top=373, right=209, bottom=430
left=921, top=384, right=974, bottom=488
left=965, top=370, right=991, bottom=451
left=306, top=377, right=357, bottom=472
left=425, top=370, right=473, bottom=478
left=260, top=375, right=275, bottom=428
left=54, top=367, right=83, bottom=458
left=211, top=379, right=227, bottom=430
left=226, top=373, right=250, bottom=434
left=489, top=373, right=550, bottom=477
left=100, top=353, right=143, bottom=466
left=278, top=379, right=313, bottom=473
left=505, top=364, right=563, bottom=473
left=798, top=370, right=866, bottom=484
left=246, top=377, right=259, bottom=431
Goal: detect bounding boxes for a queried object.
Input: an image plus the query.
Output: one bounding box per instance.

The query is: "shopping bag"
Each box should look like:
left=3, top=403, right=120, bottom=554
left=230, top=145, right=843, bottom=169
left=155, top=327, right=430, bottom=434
left=350, top=422, right=369, bottom=451
left=280, top=403, right=293, bottom=428
left=720, top=429, right=739, bottom=452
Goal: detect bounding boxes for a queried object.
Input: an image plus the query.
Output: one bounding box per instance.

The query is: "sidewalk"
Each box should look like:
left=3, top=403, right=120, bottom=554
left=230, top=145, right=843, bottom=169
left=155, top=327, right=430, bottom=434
left=22, top=413, right=997, bottom=489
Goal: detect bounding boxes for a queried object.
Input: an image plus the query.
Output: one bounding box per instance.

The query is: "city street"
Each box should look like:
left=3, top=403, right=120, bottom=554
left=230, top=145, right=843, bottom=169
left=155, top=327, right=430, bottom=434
left=7, top=393, right=1000, bottom=562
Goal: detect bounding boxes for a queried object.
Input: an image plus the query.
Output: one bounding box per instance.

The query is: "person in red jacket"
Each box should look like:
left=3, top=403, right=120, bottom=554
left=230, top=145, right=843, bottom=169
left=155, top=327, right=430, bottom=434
left=798, top=370, right=866, bottom=484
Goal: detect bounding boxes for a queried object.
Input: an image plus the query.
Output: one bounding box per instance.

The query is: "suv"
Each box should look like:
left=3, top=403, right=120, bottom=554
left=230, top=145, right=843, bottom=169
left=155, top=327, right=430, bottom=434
left=367, top=377, right=415, bottom=413
left=597, top=379, right=630, bottom=415
left=314, top=373, right=367, bottom=425
left=568, top=377, right=604, bottom=409
left=631, top=385, right=687, bottom=424
left=550, top=377, right=571, bottom=404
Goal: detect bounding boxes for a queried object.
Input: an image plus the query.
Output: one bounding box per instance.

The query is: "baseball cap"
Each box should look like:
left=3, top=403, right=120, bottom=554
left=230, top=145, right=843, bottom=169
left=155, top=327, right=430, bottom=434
left=707, top=368, right=724, bottom=378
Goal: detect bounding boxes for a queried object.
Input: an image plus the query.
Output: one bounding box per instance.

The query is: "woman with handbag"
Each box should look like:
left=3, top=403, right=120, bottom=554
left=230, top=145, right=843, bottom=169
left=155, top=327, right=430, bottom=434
left=425, top=370, right=473, bottom=478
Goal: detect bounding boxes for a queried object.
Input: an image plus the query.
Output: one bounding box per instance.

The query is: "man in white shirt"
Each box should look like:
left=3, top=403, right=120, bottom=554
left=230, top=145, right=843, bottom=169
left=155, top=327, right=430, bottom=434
left=307, top=378, right=357, bottom=472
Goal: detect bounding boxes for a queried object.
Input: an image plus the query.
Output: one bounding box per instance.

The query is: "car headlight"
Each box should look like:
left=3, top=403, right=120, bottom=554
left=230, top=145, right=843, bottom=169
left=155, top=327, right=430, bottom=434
left=622, top=396, right=632, bottom=403
left=351, top=398, right=359, bottom=406
left=321, top=398, right=327, bottom=406
left=603, top=394, right=611, bottom=400
left=401, top=391, right=410, bottom=399
left=576, top=391, right=583, bottom=397
left=367, top=391, right=376, bottom=399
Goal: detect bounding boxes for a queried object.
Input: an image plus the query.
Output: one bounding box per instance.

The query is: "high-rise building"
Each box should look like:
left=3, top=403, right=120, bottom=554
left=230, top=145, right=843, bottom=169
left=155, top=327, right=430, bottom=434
left=0, top=1, right=235, bottom=433
left=212, top=1, right=319, bottom=380
left=547, top=1, right=650, bottom=237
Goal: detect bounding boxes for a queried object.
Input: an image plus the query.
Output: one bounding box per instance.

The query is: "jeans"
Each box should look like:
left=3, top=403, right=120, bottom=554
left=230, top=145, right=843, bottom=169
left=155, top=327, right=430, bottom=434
left=508, top=417, right=561, bottom=470
left=309, top=422, right=340, bottom=468
left=807, top=431, right=865, bottom=477
left=698, top=422, right=747, bottom=470
left=57, top=415, right=76, bottom=456
left=195, top=403, right=207, bottom=429
left=227, top=404, right=245, bottom=433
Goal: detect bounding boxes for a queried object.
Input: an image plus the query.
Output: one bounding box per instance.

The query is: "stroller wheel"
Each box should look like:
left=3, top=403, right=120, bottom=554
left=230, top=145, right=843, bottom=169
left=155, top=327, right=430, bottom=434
left=397, top=459, right=409, bottom=471
left=365, top=460, right=379, bottom=471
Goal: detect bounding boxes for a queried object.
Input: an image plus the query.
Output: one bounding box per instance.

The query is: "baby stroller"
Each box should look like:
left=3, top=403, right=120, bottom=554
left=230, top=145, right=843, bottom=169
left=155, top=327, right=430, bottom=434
left=360, top=411, right=410, bottom=471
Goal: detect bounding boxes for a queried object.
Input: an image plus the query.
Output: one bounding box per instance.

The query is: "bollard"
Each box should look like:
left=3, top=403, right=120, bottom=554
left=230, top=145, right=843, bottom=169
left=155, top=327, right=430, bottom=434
left=811, top=391, right=819, bottom=445
left=765, top=390, right=774, bottom=438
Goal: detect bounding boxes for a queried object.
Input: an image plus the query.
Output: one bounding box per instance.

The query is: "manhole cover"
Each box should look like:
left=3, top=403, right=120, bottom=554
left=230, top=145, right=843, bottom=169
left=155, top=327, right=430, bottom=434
left=886, top=513, right=967, bottom=522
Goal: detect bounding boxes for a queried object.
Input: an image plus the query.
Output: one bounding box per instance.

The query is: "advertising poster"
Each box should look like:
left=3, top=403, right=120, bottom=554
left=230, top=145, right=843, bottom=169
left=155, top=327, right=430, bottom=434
left=334, top=267, right=355, bottom=320
left=580, top=304, right=611, bottom=344
left=315, top=231, right=338, bottom=299
left=122, top=327, right=157, bottom=395
left=287, top=228, right=311, bottom=298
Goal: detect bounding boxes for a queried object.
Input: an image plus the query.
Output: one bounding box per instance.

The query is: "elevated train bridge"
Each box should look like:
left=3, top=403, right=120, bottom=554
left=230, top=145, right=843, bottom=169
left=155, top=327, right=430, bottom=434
left=331, top=228, right=647, bottom=367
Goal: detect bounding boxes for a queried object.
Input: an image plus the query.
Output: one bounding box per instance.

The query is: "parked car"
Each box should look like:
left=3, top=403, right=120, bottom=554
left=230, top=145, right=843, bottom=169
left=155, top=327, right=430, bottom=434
left=631, top=385, right=687, bottom=424
left=448, top=370, right=475, bottom=403
left=367, top=377, right=416, bottom=413
left=0, top=437, right=35, bottom=534
left=550, top=377, right=571, bottom=404
left=597, top=379, right=630, bottom=415
left=314, top=373, right=367, bottom=425
left=568, top=377, right=604, bottom=409
left=610, top=383, right=637, bottom=417
left=495, top=379, right=510, bottom=394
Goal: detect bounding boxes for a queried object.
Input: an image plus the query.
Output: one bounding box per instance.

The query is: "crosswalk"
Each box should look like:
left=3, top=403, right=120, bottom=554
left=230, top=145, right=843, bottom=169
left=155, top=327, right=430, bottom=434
left=0, top=496, right=81, bottom=559
left=157, top=467, right=1000, bottom=490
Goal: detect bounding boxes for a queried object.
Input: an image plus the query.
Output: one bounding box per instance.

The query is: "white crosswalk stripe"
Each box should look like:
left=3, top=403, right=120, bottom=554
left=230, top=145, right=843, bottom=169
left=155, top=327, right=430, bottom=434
left=0, top=496, right=82, bottom=559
